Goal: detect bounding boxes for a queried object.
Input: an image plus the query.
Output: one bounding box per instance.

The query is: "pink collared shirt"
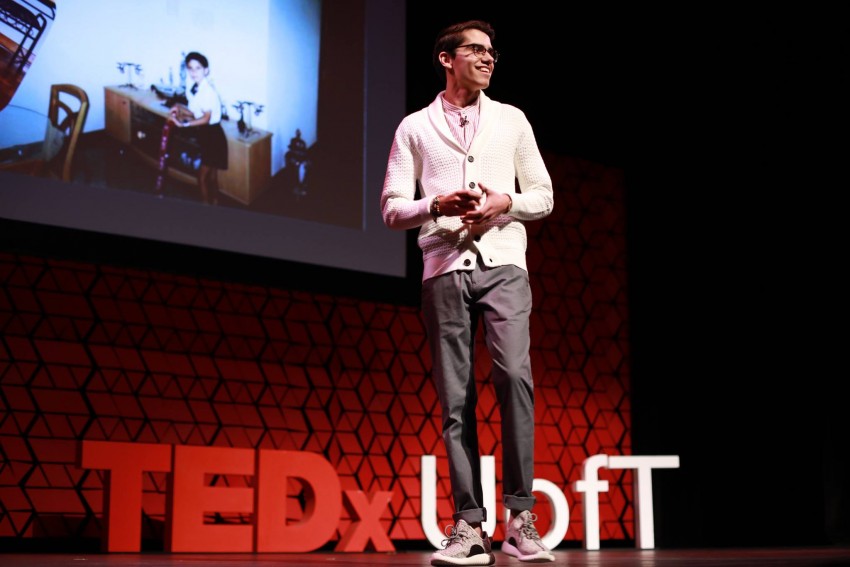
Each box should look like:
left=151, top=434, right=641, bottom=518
left=441, top=95, right=480, bottom=151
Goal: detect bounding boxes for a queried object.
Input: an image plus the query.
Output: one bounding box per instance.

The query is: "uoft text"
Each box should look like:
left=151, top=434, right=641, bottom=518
left=78, top=440, right=679, bottom=553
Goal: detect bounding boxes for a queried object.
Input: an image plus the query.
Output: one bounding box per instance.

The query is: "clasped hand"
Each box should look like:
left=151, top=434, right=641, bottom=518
left=440, top=183, right=510, bottom=224
left=168, top=105, right=193, bottom=127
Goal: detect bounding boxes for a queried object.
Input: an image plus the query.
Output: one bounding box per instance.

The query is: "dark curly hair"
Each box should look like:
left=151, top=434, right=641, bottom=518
left=184, top=51, right=209, bottom=69
left=431, top=20, right=495, bottom=82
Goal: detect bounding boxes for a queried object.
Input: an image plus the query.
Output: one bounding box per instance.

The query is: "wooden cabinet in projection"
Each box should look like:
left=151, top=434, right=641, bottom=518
left=104, top=86, right=272, bottom=205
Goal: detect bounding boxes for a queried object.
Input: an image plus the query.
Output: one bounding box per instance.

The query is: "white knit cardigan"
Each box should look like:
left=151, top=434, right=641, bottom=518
left=381, top=91, right=554, bottom=282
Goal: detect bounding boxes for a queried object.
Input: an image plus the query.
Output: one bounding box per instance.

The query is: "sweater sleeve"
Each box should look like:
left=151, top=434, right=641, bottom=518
left=509, top=113, right=554, bottom=221
left=380, top=118, right=433, bottom=230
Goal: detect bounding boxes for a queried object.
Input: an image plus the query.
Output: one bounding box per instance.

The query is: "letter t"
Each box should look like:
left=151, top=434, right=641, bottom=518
left=78, top=440, right=172, bottom=552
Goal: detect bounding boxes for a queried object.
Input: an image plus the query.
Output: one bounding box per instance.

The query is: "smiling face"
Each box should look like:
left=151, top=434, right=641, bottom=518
left=443, top=28, right=495, bottom=92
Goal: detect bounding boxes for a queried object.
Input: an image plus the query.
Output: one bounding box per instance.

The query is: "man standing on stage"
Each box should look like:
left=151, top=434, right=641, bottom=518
left=381, top=19, right=555, bottom=565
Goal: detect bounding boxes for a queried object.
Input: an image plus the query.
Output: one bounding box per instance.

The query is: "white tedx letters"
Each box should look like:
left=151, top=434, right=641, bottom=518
left=421, top=453, right=680, bottom=550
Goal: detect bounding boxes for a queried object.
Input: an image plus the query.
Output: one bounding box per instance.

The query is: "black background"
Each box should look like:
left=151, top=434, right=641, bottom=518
left=404, top=5, right=845, bottom=547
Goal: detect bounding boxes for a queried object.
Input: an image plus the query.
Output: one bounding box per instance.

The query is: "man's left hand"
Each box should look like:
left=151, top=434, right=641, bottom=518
left=461, top=183, right=512, bottom=224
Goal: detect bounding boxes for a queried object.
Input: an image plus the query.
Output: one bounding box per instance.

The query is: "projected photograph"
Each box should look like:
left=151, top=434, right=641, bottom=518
left=0, top=0, right=406, bottom=278
left=0, top=0, right=363, bottom=225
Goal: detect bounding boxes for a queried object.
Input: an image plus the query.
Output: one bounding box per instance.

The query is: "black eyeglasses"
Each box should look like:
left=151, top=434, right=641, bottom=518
left=456, top=43, right=499, bottom=63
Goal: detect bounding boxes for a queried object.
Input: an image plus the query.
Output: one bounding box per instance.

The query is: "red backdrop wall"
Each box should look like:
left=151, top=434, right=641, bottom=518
left=0, top=152, right=631, bottom=549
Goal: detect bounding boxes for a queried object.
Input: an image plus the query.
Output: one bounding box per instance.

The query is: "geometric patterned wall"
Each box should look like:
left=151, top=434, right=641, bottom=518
left=0, top=151, right=631, bottom=549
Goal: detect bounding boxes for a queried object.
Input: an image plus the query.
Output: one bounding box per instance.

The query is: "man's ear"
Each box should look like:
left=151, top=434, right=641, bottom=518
left=439, top=51, right=453, bottom=71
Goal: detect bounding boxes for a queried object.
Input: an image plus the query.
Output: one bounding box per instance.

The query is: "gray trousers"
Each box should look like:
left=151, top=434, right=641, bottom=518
left=421, top=260, right=536, bottom=525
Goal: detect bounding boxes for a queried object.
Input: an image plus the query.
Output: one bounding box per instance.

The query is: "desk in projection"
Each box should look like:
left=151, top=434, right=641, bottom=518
left=104, top=86, right=272, bottom=205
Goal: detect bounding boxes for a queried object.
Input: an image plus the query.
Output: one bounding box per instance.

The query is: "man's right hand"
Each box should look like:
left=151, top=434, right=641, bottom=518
left=438, top=189, right=482, bottom=217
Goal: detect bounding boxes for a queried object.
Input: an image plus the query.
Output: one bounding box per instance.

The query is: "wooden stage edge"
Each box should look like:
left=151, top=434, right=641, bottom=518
left=1, top=547, right=850, bottom=566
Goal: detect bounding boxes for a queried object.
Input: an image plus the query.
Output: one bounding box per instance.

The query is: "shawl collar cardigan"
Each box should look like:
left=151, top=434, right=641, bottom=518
left=381, top=91, right=553, bottom=282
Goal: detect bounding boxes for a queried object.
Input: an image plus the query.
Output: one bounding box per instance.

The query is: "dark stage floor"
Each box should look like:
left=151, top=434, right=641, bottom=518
left=2, top=548, right=850, bottom=567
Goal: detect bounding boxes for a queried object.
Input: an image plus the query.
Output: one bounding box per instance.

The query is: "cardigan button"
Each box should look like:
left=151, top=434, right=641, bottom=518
left=468, top=181, right=476, bottom=189
left=463, top=259, right=471, bottom=267
left=467, top=156, right=474, bottom=162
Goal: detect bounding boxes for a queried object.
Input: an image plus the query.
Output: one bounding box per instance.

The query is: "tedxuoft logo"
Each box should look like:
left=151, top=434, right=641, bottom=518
left=78, top=440, right=679, bottom=553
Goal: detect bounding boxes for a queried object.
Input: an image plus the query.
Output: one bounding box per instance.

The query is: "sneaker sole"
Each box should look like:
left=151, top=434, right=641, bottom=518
left=430, top=552, right=496, bottom=566
left=501, top=542, right=555, bottom=562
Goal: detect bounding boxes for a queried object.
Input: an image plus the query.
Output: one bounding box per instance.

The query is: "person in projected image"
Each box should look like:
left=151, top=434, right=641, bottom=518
left=168, top=51, right=228, bottom=205
left=380, top=20, right=554, bottom=565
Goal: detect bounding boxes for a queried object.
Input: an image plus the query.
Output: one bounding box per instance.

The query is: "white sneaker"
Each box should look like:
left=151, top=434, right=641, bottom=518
left=502, top=510, right=555, bottom=562
left=430, top=519, right=496, bottom=566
